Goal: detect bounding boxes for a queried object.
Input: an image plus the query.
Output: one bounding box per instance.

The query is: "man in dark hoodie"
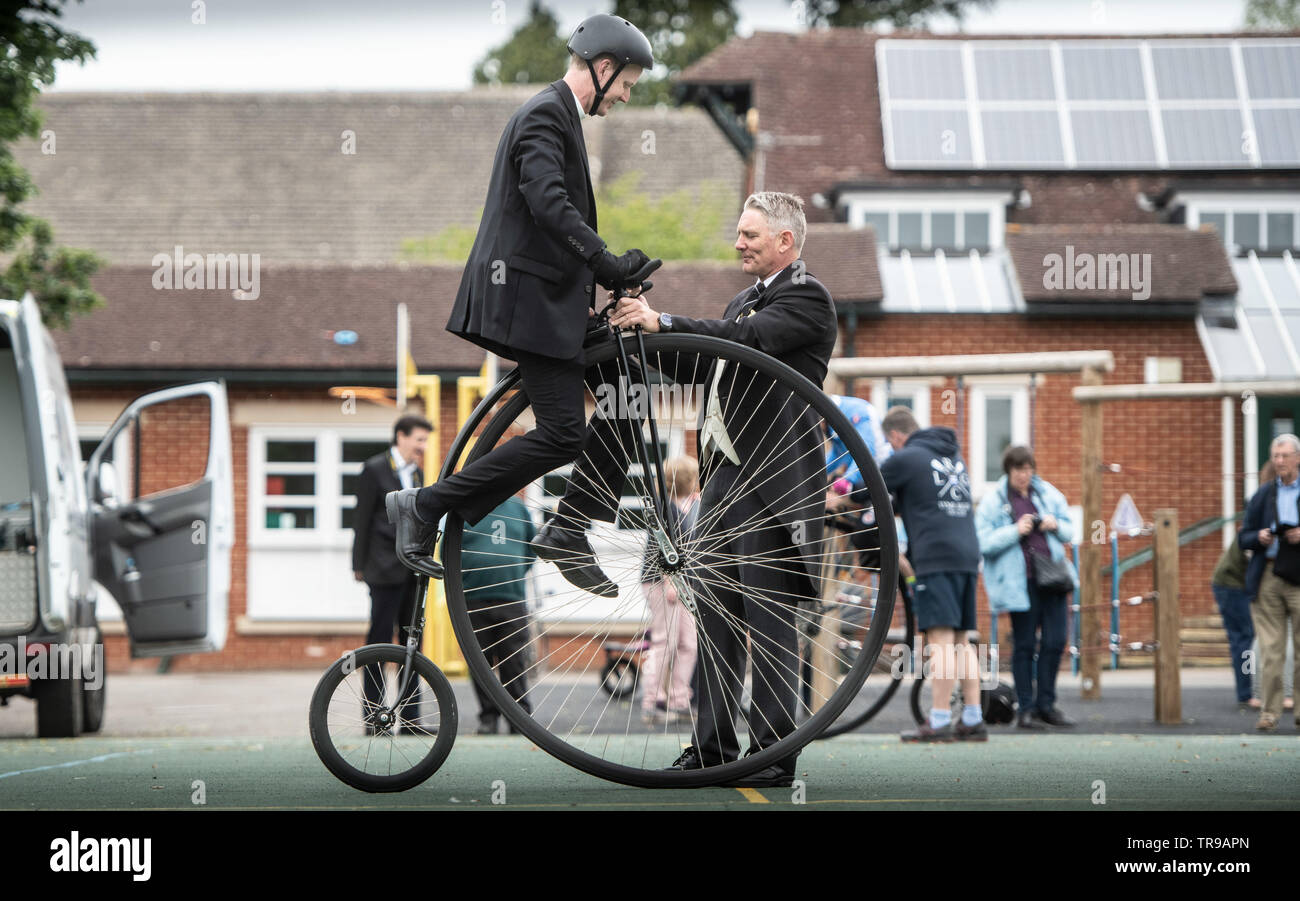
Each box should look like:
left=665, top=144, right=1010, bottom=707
left=879, top=406, right=986, bottom=742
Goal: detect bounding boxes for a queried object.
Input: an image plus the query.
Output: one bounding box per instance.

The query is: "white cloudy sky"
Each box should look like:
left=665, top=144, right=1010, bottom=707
left=50, top=0, right=1253, bottom=92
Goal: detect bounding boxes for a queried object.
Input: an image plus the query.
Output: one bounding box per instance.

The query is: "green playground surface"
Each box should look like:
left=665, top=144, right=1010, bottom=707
left=2, top=732, right=1296, bottom=811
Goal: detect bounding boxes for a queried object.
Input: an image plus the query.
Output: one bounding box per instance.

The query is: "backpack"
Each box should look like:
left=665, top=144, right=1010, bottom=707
left=981, top=681, right=1017, bottom=724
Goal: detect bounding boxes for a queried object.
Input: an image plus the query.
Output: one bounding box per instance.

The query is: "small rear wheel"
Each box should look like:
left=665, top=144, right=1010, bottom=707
left=599, top=658, right=639, bottom=700
left=309, top=643, right=458, bottom=792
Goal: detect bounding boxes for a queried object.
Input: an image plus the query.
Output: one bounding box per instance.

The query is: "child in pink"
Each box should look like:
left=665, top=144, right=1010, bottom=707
left=640, top=457, right=700, bottom=723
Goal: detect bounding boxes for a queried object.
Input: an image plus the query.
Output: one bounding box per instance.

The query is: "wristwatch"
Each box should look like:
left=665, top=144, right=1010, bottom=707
left=658, top=312, right=672, bottom=332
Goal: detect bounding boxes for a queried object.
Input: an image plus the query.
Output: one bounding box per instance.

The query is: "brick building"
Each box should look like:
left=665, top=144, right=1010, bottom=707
left=678, top=30, right=1300, bottom=662
left=17, top=31, right=1300, bottom=671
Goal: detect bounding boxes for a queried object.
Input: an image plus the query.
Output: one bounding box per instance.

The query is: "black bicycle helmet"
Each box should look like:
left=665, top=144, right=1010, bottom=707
left=566, top=14, right=654, bottom=115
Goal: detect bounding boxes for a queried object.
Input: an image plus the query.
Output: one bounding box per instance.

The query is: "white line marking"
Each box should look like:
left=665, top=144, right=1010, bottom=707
left=0, top=749, right=154, bottom=780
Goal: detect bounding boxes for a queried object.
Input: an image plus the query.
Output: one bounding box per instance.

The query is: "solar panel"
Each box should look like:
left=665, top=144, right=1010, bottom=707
left=877, top=37, right=1300, bottom=170
left=1161, top=108, right=1248, bottom=166
left=1150, top=45, right=1236, bottom=100
left=887, top=108, right=975, bottom=165
left=1242, top=44, right=1300, bottom=99
left=1253, top=109, right=1300, bottom=165
left=882, top=45, right=965, bottom=101
left=972, top=46, right=1055, bottom=101
left=981, top=110, right=1063, bottom=165
left=1071, top=110, right=1158, bottom=167
left=1061, top=46, right=1146, bottom=100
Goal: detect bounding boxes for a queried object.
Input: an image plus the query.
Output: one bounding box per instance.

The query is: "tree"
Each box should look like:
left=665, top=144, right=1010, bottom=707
left=0, top=1, right=103, bottom=328
left=473, top=1, right=568, bottom=86
left=792, top=0, right=995, bottom=29
left=400, top=173, right=736, bottom=263
left=612, top=0, right=739, bottom=107
left=1244, top=0, right=1300, bottom=29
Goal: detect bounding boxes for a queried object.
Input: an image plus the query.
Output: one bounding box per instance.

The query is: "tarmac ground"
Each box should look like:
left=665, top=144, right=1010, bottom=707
left=0, top=667, right=1296, bottom=810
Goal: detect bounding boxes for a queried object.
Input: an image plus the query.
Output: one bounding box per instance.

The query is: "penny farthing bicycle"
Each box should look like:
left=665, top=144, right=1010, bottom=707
left=309, top=261, right=899, bottom=790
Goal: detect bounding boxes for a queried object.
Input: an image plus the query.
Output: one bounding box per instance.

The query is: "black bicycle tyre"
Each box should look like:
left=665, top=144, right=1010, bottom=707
left=441, top=332, right=898, bottom=788
left=599, top=659, right=638, bottom=700
left=309, top=643, right=458, bottom=793
left=817, top=577, right=915, bottom=738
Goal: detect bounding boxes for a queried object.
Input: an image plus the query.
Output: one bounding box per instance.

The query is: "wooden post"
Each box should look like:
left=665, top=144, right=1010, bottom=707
left=1153, top=509, right=1182, bottom=724
left=1079, top=366, right=1103, bottom=700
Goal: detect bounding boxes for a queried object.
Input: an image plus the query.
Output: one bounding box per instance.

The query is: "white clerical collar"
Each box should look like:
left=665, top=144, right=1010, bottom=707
left=566, top=81, right=588, bottom=120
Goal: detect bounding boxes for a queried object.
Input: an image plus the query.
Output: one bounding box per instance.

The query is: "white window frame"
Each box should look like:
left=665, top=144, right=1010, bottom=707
left=841, top=190, right=1007, bottom=251
left=248, top=425, right=390, bottom=550
left=1182, top=191, right=1300, bottom=253
left=869, top=379, right=932, bottom=429
left=967, top=379, right=1030, bottom=499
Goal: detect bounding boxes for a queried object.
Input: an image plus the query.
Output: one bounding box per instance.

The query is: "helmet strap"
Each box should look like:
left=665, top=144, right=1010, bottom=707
left=585, top=58, right=627, bottom=115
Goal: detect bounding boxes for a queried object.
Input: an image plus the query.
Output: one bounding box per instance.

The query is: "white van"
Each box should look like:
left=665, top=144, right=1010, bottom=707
left=0, top=294, right=233, bottom=736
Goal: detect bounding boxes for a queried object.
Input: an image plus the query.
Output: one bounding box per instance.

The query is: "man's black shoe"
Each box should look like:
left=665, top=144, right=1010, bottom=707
left=531, top=518, right=618, bottom=598
left=1016, top=711, right=1045, bottom=730
left=664, top=746, right=705, bottom=771
left=476, top=715, right=498, bottom=736
left=1036, top=706, right=1075, bottom=727
left=721, top=764, right=795, bottom=788
left=385, top=488, right=443, bottom=579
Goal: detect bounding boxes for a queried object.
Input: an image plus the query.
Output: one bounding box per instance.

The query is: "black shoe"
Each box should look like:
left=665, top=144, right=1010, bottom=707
left=476, top=715, right=498, bottom=736
left=1036, top=706, right=1075, bottom=728
left=531, top=518, right=617, bottom=598
left=664, top=746, right=705, bottom=771
left=954, top=718, right=989, bottom=742
left=901, top=721, right=955, bottom=743
left=1016, top=711, right=1045, bottom=730
left=385, top=488, right=443, bottom=579
left=722, top=764, right=795, bottom=788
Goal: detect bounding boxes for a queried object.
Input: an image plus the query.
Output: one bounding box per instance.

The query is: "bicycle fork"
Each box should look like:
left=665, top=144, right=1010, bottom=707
left=388, top=577, right=428, bottom=714
left=611, top=322, right=679, bottom=568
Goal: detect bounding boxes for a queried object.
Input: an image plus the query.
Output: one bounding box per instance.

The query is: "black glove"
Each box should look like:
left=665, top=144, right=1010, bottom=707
left=588, top=248, right=651, bottom=290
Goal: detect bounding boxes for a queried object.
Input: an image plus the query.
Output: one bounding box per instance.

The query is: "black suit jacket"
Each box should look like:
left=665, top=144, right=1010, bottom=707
left=352, top=451, right=424, bottom=586
left=447, top=79, right=602, bottom=362
left=668, top=263, right=838, bottom=588
left=1239, top=478, right=1300, bottom=597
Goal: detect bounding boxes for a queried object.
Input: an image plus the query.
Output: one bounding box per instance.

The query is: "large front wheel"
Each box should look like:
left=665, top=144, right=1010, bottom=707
left=440, top=333, right=898, bottom=788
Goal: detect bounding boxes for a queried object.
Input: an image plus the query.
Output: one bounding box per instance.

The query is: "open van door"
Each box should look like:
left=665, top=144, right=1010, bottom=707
left=86, top=381, right=233, bottom=657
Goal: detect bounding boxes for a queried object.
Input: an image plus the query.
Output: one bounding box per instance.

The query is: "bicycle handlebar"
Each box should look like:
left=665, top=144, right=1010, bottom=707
left=597, top=257, right=663, bottom=321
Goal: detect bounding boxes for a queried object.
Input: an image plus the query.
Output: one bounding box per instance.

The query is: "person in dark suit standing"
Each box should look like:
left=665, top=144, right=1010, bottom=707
left=388, top=14, right=657, bottom=592
left=352, top=414, right=432, bottom=732
left=604, top=192, right=838, bottom=788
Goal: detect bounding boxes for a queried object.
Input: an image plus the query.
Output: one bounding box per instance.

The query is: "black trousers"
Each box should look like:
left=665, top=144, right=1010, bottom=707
left=1009, top=583, right=1068, bottom=714
left=690, top=464, right=802, bottom=772
left=363, top=578, right=420, bottom=722
left=420, top=344, right=638, bottom=526
left=467, top=597, right=533, bottom=722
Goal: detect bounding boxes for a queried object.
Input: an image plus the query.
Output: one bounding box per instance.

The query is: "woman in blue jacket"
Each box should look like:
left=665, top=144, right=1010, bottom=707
left=976, top=446, right=1077, bottom=729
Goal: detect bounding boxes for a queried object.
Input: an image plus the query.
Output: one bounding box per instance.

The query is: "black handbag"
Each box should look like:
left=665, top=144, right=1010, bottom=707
left=1273, top=538, right=1300, bottom=585
left=1030, top=550, right=1074, bottom=594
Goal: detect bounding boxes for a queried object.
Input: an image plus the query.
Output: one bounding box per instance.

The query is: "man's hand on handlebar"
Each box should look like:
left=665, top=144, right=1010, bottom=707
left=608, top=295, right=660, bottom=331
left=588, top=247, right=651, bottom=290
